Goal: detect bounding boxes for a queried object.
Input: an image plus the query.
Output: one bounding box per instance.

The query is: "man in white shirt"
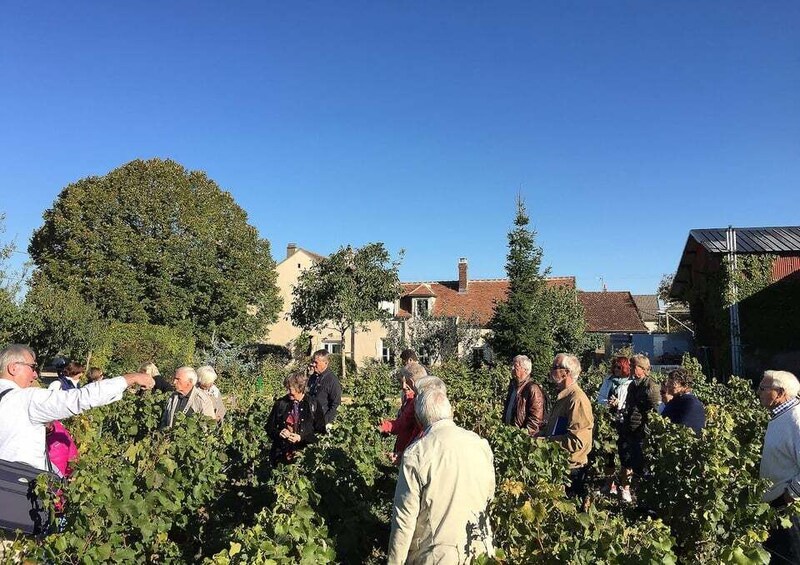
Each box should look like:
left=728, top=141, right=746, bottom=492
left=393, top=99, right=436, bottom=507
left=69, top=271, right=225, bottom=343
left=387, top=386, right=495, bottom=564
left=759, top=369, right=800, bottom=563
left=0, top=344, right=155, bottom=472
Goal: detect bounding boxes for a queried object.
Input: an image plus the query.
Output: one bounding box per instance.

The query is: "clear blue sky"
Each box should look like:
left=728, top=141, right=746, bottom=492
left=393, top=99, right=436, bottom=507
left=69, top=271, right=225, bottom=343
left=2, top=1, right=798, bottom=295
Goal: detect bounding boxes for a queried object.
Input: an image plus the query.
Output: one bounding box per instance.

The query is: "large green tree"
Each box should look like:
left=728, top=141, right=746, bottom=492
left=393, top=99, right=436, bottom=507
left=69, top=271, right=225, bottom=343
left=18, top=278, right=107, bottom=363
left=290, top=242, right=402, bottom=380
left=488, top=197, right=554, bottom=375
left=28, top=159, right=281, bottom=345
left=0, top=213, right=22, bottom=343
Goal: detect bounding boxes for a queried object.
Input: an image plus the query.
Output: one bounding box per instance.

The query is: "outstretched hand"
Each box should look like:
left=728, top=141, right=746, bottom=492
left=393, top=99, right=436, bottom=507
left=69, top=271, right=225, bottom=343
left=124, top=372, right=156, bottom=390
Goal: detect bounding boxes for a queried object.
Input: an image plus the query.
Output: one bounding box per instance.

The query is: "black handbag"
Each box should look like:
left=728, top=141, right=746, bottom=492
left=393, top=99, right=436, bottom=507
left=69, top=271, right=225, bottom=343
left=0, top=388, right=61, bottom=536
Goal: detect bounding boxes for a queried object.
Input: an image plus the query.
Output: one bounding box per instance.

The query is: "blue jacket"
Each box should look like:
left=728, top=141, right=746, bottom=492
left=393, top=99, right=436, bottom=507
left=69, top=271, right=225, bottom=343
left=662, top=393, right=706, bottom=434
left=307, top=368, right=342, bottom=425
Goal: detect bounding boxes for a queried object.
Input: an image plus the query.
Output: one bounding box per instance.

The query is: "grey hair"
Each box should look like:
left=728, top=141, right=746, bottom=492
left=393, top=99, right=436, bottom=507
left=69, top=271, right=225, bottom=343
left=413, top=375, right=447, bottom=395
left=513, top=355, right=532, bottom=373
left=415, top=388, right=453, bottom=428
left=631, top=354, right=651, bottom=374
left=555, top=353, right=582, bottom=379
left=398, top=362, right=428, bottom=386
left=176, top=366, right=198, bottom=386
left=764, top=370, right=800, bottom=398
left=0, top=344, right=36, bottom=375
left=284, top=372, right=308, bottom=394
left=197, top=365, right=218, bottom=387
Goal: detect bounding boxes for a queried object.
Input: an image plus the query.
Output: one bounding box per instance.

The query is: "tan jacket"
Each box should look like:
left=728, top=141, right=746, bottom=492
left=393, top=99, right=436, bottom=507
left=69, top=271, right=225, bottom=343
left=160, top=386, right=216, bottom=428
left=542, top=382, right=594, bottom=468
left=388, top=419, right=495, bottom=565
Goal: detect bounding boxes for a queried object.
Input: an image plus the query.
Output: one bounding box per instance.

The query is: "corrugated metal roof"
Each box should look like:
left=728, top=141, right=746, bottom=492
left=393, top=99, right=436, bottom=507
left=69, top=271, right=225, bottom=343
left=690, top=227, right=800, bottom=254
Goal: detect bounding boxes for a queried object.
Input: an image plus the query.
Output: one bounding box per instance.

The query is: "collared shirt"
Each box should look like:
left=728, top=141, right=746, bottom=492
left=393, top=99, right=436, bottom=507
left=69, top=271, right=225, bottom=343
left=771, top=397, right=800, bottom=420
left=0, top=377, right=128, bottom=470
left=174, top=391, right=191, bottom=414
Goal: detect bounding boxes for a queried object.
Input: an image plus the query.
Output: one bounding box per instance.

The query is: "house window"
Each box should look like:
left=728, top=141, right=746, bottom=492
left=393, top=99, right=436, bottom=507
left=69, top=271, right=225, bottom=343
left=414, top=298, right=429, bottom=317
left=323, top=341, right=342, bottom=355
left=418, top=348, right=430, bottom=365
left=472, top=347, right=485, bottom=366
left=379, top=339, right=395, bottom=364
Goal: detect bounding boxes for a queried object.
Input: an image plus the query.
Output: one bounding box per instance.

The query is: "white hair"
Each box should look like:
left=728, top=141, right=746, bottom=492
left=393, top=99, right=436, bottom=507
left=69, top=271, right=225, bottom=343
left=138, top=362, right=160, bottom=377
left=196, top=365, right=218, bottom=387
left=513, top=355, right=532, bottom=373
left=764, top=370, right=800, bottom=398
left=413, top=375, right=447, bottom=395
left=415, top=388, right=453, bottom=428
left=555, top=353, right=582, bottom=379
left=177, top=366, right=198, bottom=386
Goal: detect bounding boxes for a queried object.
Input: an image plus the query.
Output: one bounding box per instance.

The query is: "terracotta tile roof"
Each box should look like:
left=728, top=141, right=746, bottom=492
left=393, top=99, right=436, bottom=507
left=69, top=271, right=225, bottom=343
left=396, top=276, right=576, bottom=326
left=578, top=291, right=648, bottom=333
left=631, top=294, right=660, bottom=323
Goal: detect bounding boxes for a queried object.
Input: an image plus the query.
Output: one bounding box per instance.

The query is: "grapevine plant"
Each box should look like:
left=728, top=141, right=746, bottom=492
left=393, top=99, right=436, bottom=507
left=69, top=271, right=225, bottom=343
left=3, top=356, right=792, bottom=564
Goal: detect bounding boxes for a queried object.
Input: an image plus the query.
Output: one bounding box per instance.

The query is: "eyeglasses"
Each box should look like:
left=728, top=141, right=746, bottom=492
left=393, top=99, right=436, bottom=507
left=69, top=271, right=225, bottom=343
left=759, top=385, right=778, bottom=392
left=15, top=362, right=39, bottom=372
left=551, top=364, right=568, bottom=372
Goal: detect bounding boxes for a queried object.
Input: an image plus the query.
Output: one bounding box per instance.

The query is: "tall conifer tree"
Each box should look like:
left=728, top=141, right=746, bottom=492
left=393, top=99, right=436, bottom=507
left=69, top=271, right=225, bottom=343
left=488, top=196, right=554, bottom=375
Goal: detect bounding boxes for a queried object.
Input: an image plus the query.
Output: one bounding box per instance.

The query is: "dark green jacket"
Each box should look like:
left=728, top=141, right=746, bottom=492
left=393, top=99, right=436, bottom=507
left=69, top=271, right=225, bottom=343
left=622, top=376, right=660, bottom=435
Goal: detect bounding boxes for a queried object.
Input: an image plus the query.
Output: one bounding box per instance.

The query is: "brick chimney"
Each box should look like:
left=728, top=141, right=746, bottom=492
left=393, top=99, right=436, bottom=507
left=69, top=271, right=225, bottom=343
left=286, top=243, right=298, bottom=259
left=458, top=258, right=468, bottom=293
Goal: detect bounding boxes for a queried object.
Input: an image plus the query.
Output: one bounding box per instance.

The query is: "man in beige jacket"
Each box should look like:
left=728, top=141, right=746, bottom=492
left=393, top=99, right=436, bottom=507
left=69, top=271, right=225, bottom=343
left=160, top=366, right=216, bottom=428
left=388, top=387, right=495, bottom=564
left=541, top=353, right=594, bottom=499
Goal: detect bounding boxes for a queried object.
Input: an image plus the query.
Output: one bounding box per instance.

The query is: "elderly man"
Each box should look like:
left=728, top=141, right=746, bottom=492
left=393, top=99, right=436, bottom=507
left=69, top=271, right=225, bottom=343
left=307, top=350, right=342, bottom=426
left=503, top=354, right=546, bottom=436
left=759, top=370, right=800, bottom=562
left=388, top=387, right=495, bottom=564
left=541, top=353, right=594, bottom=499
left=160, top=366, right=216, bottom=428
left=0, top=344, right=154, bottom=472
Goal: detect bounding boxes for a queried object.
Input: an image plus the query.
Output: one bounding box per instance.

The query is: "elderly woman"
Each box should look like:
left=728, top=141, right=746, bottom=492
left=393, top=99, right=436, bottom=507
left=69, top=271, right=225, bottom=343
left=377, top=363, right=426, bottom=464
left=597, top=356, right=632, bottom=415
left=597, top=356, right=632, bottom=497
left=617, top=354, right=661, bottom=503
left=661, top=368, right=706, bottom=434
left=266, top=372, right=327, bottom=465
left=197, top=365, right=226, bottom=421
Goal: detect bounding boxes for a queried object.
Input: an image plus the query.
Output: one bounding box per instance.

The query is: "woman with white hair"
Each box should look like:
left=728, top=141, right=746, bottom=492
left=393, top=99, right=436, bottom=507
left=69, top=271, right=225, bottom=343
left=197, top=365, right=225, bottom=421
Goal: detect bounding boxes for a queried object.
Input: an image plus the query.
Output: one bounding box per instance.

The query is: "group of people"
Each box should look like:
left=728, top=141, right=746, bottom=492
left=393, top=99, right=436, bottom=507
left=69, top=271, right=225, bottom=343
left=4, top=341, right=800, bottom=563
left=502, top=352, right=709, bottom=503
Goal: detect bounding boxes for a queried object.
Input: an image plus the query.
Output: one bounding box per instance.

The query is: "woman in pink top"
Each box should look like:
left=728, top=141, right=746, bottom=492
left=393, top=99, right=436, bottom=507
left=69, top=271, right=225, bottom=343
left=46, top=420, right=79, bottom=478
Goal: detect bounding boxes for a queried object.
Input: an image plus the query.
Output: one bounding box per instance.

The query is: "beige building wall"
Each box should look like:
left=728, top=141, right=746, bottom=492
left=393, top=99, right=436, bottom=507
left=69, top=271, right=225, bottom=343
left=265, top=245, right=394, bottom=366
